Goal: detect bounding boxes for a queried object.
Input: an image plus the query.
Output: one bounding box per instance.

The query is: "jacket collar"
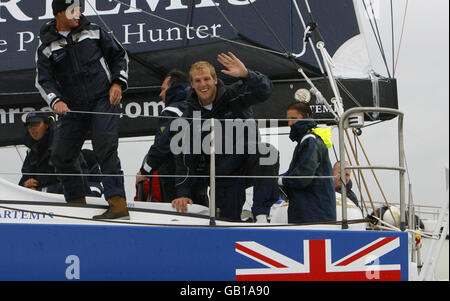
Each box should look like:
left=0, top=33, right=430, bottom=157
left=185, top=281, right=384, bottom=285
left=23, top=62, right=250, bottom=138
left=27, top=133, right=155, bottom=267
left=289, top=119, right=317, bottom=142
left=187, top=79, right=227, bottom=112
left=165, top=83, right=190, bottom=107
left=39, top=15, right=90, bottom=45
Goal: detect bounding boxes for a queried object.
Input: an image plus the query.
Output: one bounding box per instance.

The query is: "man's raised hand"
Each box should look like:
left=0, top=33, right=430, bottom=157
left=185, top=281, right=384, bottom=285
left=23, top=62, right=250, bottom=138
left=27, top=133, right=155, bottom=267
left=218, top=52, right=249, bottom=78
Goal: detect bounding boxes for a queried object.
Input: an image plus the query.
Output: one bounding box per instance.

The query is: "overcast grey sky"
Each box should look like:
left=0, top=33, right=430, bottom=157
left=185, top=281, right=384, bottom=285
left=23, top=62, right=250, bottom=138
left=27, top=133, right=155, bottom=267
left=355, top=0, right=449, bottom=207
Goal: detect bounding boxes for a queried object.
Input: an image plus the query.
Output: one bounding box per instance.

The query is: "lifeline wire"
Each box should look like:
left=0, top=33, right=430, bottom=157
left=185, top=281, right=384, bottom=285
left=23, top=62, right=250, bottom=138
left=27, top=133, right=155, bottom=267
left=0, top=171, right=336, bottom=180
left=6, top=108, right=337, bottom=123
left=0, top=204, right=369, bottom=228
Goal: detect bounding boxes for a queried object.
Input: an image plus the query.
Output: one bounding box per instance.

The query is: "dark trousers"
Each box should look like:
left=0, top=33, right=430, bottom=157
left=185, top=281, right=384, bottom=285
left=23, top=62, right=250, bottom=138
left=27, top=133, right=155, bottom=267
left=51, top=97, right=125, bottom=201
left=214, top=143, right=280, bottom=221
left=215, top=178, right=246, bottom=221
left=158, top=159, right=209, bottom=206
left=245, top=143, right=280, bottom=217
left=157, top=160, right=176, bottom=203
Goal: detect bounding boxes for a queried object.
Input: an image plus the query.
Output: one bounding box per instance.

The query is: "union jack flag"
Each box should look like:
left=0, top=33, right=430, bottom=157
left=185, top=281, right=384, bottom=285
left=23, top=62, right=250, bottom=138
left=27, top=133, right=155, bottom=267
left=236, top=237, right=403, bottom=281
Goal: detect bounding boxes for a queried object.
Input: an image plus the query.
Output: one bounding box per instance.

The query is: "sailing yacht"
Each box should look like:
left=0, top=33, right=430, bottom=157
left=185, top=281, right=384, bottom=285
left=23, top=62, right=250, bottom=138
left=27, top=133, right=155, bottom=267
left=0, top=0, right=447, bottom=281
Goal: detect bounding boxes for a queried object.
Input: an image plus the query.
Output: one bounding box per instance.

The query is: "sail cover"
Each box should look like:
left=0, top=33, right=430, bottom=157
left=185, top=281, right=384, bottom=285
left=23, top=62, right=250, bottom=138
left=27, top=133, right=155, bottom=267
left=0, top=0, right=398, bottom=146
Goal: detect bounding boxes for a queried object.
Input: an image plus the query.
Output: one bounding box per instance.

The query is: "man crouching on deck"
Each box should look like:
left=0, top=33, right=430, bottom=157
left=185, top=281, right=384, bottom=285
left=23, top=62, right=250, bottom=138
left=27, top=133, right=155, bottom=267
left=35, top=0, right=129, bottom=220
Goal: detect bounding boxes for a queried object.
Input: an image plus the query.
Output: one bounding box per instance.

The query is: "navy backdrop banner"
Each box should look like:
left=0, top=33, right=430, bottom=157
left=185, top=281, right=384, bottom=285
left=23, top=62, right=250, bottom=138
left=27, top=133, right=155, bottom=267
left=0, top=0, right=359, bottom=72
left=0, top=0, right=399, bottom=146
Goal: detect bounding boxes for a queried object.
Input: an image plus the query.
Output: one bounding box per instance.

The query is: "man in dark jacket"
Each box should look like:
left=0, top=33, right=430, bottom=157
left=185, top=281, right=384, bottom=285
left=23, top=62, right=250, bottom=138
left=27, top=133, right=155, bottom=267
left=138, top=70, right=208, bottom=205
left=333, top=161, right=360, bottom=208
left=279, top=102, right=336, bottom=224
left=172, top=52, right=278, bottom=221
left=19, top=112, right=62, bottom=193
left=35, top=0, right=129, bottom=219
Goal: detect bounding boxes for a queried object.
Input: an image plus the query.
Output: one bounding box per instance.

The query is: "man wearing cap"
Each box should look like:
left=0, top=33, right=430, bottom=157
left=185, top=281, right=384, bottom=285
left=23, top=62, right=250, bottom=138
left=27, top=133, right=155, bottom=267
left=19, top=112, right=62, bottom=193
left=35, top=0, right=129, bottom=219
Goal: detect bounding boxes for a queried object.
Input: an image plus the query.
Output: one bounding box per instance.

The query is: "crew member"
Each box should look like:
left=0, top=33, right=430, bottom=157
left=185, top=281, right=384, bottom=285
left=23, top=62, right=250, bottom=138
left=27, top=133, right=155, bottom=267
left=172, top=52, right=278, bottom=221
left=279, top=102, right=336, bottom=223
left=35, top=0, right=129, bottom=219
left=19, top=112, right=62, bottom=193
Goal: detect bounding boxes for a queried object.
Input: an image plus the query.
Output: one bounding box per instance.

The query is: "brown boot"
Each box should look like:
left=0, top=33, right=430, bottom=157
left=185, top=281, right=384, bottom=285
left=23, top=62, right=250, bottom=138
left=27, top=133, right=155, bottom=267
left=68, top=197, right=86, bottom=204
left=92, top=196, right=130, bottom=220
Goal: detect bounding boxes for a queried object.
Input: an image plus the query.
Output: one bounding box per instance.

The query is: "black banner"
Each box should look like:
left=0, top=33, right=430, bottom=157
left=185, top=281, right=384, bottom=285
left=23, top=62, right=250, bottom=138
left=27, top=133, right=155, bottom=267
left=0, top=77, right=398, bottom=147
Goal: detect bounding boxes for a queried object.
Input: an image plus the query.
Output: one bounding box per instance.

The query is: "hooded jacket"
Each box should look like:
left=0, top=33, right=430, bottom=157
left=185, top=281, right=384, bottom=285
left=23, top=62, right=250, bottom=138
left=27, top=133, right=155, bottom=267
left=19, top=120, right=59, bottom=190
left=280, top=119, right=336, bottom=223
left=35, top=15, right=129, bottom=110
left=142, top=82, right=191, bottom=172
left=174, top=70, right=273, bottom=198
left=336, top=179, right=360, bottom=208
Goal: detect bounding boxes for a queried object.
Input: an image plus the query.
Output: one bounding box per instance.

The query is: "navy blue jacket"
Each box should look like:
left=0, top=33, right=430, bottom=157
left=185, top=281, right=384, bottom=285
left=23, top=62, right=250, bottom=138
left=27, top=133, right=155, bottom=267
left=142, top=83, right=191, bottom=172
left=19, top=120, right=59, bottom=190
left=175, top=70, right=273, bottom=198
left=281, top=120, right=336, bottom=223
left=35, top=15, right=129, bottom=110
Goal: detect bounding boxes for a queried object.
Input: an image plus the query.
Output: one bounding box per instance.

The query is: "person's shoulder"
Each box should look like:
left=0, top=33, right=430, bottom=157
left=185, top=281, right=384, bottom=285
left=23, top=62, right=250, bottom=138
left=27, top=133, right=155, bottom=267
left=161, top=105, right=185, bottom=118
left=77, top=21, right=101, bottom=34
left=300, top=133, right=318, bottom=145
left=38, top=19, right=59, bottom=46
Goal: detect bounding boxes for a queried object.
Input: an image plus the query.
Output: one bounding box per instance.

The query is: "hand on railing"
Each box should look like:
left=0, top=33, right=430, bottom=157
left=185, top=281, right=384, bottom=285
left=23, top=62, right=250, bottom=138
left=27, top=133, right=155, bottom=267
left=172, top=197, right=193, bottom=213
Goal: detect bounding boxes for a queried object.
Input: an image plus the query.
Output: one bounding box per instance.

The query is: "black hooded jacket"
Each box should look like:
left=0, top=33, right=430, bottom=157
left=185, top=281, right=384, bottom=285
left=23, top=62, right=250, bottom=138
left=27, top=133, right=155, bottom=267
left=336, top=179, right=360, bottom=208
left=142, top=83, right=191, bottom=172
left=19, top=120, right=59, bottom=190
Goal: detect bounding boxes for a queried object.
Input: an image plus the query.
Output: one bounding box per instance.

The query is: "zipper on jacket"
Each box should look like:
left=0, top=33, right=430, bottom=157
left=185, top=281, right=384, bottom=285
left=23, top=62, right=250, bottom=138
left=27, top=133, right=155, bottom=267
left=66, top=33, right=89, bottom=101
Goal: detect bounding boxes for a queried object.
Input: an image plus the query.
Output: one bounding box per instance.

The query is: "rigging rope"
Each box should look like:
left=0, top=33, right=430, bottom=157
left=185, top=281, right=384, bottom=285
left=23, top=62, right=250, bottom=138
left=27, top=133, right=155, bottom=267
left=291, top=0, right=325, bottom=74
left=361, top=0, right=392, bottom=78
left=390, top=0, right=395, bottom=77
left=246, top=0, right=290, bottom=55
left=211, top=0, right=240, bottom=35
left=394, top=0, right=409, bottom=75
left=353, top=129, right=398, bottom=227
left=105, top=0, right=287, bottom=57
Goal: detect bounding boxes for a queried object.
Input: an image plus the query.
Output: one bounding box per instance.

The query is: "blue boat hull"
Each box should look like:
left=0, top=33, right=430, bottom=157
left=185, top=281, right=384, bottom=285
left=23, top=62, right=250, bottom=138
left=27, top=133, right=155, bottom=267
left=0, top=223, right=409, bottom=281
